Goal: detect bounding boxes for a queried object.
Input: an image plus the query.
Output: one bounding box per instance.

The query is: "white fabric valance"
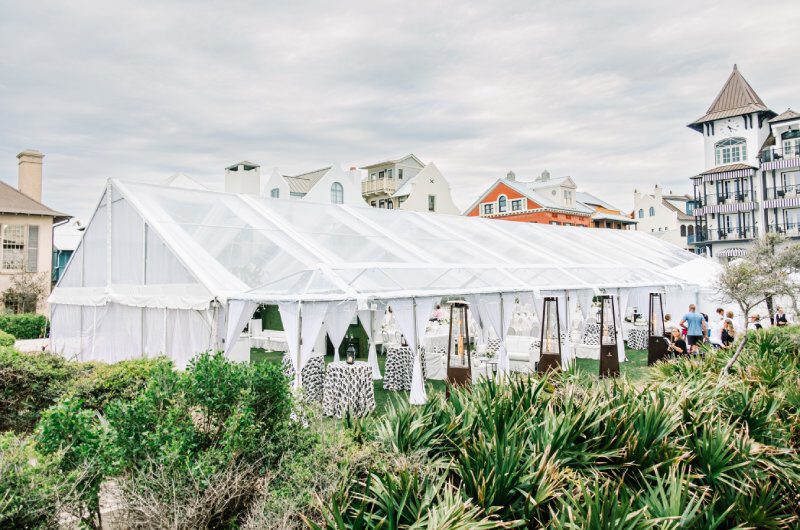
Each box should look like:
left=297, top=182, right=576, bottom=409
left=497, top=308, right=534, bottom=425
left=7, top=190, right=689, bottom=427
left=48, top=284, right=213, bottom=310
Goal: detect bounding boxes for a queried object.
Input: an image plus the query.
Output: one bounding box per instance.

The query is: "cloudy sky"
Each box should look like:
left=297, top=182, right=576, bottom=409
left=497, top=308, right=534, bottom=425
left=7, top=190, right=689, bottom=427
left=2, top=0, right=800, bottom=221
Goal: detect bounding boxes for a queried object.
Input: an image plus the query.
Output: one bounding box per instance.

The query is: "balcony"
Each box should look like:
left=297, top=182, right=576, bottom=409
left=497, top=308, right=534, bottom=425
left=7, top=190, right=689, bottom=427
left=362, top=177, right=398, bottom=196
left=759, top=146, right=800, bottom=164
left=695, top=226, right=758, bottom=243
left=697, top=189, right=752, bottom=207
left=767, top=223, right=800, bottom=237
left=765, top=184, right=800, bottom=201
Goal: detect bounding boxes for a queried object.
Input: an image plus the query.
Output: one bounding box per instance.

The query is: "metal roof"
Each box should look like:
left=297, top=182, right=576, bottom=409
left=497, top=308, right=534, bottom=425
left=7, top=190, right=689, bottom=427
left=0, top=180, right=69, bottom=221
left=360, top=154, right=425, bottom=170
left=282, top=166, right=332, bottom=194
left=689, top=65, right=772, bottom=128
left=699, top=163, right=756, bottom=175
left=770, top=108, right=800, bottom=124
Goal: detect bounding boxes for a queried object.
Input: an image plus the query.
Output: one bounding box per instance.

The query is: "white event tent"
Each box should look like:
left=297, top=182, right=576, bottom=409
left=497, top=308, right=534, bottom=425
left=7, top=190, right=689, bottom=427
left=49, top=179, right=707, bottom=404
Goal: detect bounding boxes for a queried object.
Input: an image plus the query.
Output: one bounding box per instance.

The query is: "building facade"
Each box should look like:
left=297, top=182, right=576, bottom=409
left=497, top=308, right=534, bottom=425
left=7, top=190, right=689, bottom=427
left=360, top=154, right=460, bottom=214
left=2, top=150, right=70, bottom=313
left=632, top=185, right=697, bottom=251
left=465, top=170, right=631, bottom=229
left=688, top=65, right=800, bottom=259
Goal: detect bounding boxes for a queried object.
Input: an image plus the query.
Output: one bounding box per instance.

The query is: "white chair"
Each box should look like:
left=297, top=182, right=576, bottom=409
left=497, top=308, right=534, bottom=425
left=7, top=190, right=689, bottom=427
left=505, top=335, right=537, bottom=373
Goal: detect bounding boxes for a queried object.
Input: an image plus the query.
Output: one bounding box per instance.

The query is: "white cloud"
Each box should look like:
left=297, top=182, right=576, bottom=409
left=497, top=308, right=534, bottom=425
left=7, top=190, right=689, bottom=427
left=1, top=0, right=799, bottom=221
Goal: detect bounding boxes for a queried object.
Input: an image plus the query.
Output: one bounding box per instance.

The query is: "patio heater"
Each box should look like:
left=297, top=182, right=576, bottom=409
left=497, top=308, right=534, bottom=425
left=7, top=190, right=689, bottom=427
left=647, top=292, right=669, bottom=366
left=446, top=300, right=472, bottom=391
left=537, top=297, right=562, bottom=373
left=599, top=295, right=620, bottom=378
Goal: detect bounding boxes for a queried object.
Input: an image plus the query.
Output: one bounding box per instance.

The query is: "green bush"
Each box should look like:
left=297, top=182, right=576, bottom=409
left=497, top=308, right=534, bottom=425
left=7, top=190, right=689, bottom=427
left=0, top=313, right=48, bottom=339
left=0, top=432, right=64, bottom=529
left=65, top=357, right=172, bottom=411
left=0, top=347, right=78, bottom=432
left=0, top=329, right=15, bottom=347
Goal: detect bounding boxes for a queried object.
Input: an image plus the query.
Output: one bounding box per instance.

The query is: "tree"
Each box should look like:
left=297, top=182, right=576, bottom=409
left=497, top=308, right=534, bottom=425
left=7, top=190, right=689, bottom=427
left=1, top=273, right=47, bottom=313
left=714, top=239, right=797, bottom=375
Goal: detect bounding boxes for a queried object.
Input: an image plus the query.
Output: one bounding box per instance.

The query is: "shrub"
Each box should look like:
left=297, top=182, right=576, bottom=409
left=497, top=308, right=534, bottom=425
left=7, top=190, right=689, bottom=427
left=65, top=357, right=172, bottom=411
left=0, top=432, right=64, bottom=529
left=0, top=347, right=78, bottom=432
left=0, top=329, right=15, bottom=347
left=0, top=312, right=48, bottom=339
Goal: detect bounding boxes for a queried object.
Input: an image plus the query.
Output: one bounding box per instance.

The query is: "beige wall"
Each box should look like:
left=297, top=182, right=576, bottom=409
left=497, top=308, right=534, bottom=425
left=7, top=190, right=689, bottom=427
left=0, top=214, right=54, bottom=313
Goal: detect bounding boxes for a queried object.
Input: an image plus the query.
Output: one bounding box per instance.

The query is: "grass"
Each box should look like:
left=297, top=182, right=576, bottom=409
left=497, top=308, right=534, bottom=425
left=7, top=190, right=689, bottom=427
left=252, top=346, right=649, bottom=415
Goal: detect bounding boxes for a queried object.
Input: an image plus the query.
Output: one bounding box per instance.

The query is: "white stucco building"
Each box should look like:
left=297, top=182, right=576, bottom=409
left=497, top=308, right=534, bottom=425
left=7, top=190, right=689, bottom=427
left=689, top=65, right=800, bottom=259
left=360, top=154, right=460, bottom=214
left=632, top=185, right=697, bottom=251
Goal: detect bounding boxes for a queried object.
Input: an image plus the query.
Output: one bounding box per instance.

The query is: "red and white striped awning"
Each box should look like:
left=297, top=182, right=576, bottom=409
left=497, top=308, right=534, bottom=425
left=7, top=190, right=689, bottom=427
left=717, top=247, right=748, bottom=257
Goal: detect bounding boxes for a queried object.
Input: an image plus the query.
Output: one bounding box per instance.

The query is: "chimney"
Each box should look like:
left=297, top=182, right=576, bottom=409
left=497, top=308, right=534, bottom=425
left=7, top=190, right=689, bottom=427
left=17, top=149, right=44, bottom=203
left=506, top=170, right=516, bottom=181
left=633, top=188, right=641, bottom=203
left=224, top=161, right=261, bottom=194
left=654, top=184, right=662, bottom=201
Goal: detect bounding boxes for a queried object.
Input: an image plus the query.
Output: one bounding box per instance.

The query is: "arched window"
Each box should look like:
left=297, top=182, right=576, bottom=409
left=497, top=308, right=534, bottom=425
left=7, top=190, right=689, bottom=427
left=498, top=195, right=507, bottom=213
left=270, top=188, right=280, bottom=198
left=680, top=225, right=686, bottom=237
left=688, top=225, right=694, bottom=236
left=330, top=182, right=344, bottom=204
left=638, top=208, right=644, bottom=218
left=715, top=137, right=747, bottom=165
left=649, top=206, right=655, bottom=217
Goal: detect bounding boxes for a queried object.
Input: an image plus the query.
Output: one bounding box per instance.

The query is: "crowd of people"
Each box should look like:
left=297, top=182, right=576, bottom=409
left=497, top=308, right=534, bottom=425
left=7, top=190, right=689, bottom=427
left=663, top=303, right=792, bottom=356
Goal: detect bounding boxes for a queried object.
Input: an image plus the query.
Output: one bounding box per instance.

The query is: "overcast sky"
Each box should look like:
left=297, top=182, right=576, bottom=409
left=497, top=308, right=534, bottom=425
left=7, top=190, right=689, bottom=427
left=2, top=0, right=800, bottom=222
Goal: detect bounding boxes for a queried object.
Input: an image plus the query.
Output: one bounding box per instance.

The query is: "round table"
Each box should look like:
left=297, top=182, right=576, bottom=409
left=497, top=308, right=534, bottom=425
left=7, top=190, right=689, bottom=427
left=383, top=346, right=427, bottom=391
left=322, top=361, right=376, bottom=418
left=281, top=354, right=325, bottom=403
left=627, top=327, right=648, bottom=350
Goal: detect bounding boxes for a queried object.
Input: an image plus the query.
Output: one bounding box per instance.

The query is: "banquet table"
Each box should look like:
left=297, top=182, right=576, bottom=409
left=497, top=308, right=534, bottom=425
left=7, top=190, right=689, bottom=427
left=322, top=361, right=375, bottom=418
left=627, top=327, right=648, bottom=350
left=383, top=346, right=427, bottom=391
left=281, top=354, right=325, bottom=403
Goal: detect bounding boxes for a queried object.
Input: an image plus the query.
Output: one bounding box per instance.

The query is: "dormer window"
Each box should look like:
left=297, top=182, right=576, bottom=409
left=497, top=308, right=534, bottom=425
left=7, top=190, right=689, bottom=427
left=715, top=137, right=747, bottom=165
left=498, top=195, right=507, bottom=213
left=782, top=130, right=800, bottom=158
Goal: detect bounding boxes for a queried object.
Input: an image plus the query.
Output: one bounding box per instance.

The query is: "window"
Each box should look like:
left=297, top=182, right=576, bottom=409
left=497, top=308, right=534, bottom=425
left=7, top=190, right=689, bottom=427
left=564, top=190, right=573, bottom=206
left=270, top=188, right=280, bottom=198
left=370, top=172, right=377, bottom=180
left=378, top=200, right=385, bottom=208
left=428, top=195, right=436, bottom=212
left=498, top=195, right=507, bottom=213
left=511, top=199, right=523, bottom=211
left=398, top=169, right=404, bottom=179
left=378, top=170, right=385, bottom=179
left=649, top=207, right=655, bottom=217
left=483, top=204, right=494, bottom=215
left=688, top=225, right=694, bottom=236
left=26, top=226, right=38, bottom=273
left=330, top=182, right=344, bottom=204
left=680, top=225, right=687, bottom=237
left=398, top=196, right=406, bottom=204
left=714, top=137, right=747, bottom=165
left=549, top=221, right=560, bottom=225
left=782, top=130, right=800, bottom=158
left=638, top=208, right=644, bottom=218
left=2, top=225, right=25, bottom=270
left=387, top=169, right=393, bottom=178
left=371, top=200, right=377, bottom=207
left=386, top=200, right=393, bottom=209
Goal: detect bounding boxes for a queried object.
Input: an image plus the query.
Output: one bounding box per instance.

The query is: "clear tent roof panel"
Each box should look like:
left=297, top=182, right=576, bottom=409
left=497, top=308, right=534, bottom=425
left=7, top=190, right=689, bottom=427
left=101, top=180, right=700, bottom=303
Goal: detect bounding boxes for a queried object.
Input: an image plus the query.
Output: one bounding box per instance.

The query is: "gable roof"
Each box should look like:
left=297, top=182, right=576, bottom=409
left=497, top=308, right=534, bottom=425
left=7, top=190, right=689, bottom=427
left=770, top=108, right=800, bottom=124
left=527, top=176, right=576, bottom=190
left=0, top=180, right=69, bottom=221
left=464, top=177, right=593, bottom=216
left=360, top=154, right=425, bottom=170
left=282, top=166, right=332, bottom=194
left=575, top=191, right=617, bottom=211
left=689, top=65, right=772, bottom=129
left=162, top=173, right=208, bottom=191
left=661, top=198, right=693, bottom=221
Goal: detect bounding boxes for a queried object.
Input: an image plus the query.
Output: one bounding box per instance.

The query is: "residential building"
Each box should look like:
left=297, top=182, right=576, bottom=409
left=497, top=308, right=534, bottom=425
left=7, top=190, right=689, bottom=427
left=632, top=185, right=697, bottom=251
left=360, top=154, right=460, bottom=214
left=464, top=170, right=630, bottom=229
left=1, top=150, right=70, bottom=313
left=260, top=163, right=365, bottom=206
left=52, top=219, right=84, bottom=285
left=688, top=65, right=785, bottom=259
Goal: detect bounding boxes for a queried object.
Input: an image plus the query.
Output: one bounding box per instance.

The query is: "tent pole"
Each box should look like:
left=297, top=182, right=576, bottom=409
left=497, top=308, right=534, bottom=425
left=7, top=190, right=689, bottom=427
left=499, top=294, right=505, bottom=373
left=412, top=297, right=419, bottom=372
left=296, top=302, right=303, bottom=389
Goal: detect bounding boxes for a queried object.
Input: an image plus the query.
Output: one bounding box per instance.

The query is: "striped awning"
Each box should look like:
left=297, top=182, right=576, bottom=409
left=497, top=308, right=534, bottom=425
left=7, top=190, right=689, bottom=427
left=718, top=247, right=748, bottom=257
left=761, top=158, right=800, bottom=171
left=763, top=197, right=800, bottom=209
left=700, top=168, right=755, bottom=183
left=694, top=201, right=756, bottom=216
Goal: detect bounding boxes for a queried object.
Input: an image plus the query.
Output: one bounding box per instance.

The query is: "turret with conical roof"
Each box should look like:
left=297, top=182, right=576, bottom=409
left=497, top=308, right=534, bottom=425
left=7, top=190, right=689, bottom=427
left=688, top=65, right=775, bottom=132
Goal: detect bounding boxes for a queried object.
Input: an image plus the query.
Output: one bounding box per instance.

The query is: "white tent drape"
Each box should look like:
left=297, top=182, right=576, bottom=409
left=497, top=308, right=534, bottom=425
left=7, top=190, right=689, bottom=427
left=278, top=302, right=301, bottom=386
left=389, top=296, right=437, bottom=405
left=616, top=290, right=629, bottom=362
left=325, top=300, right=357, bottom=363
left=467, top=294, right=491, bottom=346
left=565, top=291, right=580, bottom=368
left=299, top=302, right=328, bottom=372
left=478, top=293, right=515, bottom=374
left=224, top=300, right=258, bottom=356
left=357, top=308, right=382, bottom=380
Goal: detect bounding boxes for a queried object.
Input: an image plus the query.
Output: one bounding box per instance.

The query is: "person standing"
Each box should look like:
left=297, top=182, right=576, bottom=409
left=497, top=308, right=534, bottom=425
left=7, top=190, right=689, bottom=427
left=667, top=328, right=687, bottom=357
left=680, top=304, right=707, bottom=349
left=709, top=308, right=725, bottom=349
left=748, top=314, right=763, bottom=331
left=721, top=321, right=735, bottom=347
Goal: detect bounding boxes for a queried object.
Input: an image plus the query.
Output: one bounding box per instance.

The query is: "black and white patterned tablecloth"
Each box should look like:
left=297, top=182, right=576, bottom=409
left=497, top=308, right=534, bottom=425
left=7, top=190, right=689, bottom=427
left=322, top=361, right=376, bottom=418
left=282, top=354, right=326, bottom=403
left=627, top=327, right=648, bottom=350
left=383, top=346, right=427, bottom=391
left=581, top=324, right=618, bottom=346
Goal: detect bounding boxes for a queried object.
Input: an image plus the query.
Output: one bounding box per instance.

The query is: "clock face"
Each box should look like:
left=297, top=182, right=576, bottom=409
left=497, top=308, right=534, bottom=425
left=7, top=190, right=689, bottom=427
left=725, top=119, right=740, bottom=133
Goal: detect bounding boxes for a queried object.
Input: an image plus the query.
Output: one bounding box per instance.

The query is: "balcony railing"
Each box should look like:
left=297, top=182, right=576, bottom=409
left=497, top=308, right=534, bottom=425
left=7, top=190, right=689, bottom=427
left=767, top=223, right=800, bottom=237
left=695, top=226, right=758, bottom=242
left=765, top=184, right=800, bottom=201
left=760, top=146, right=800, bottom=163
left=362, top=177, right=398, bottom=196
left=696, top=189, right=752, bottom=208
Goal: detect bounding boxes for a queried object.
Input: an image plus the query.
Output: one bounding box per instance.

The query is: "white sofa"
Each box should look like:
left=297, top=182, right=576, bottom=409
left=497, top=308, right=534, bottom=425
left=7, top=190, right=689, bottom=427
left=505, top=335, right=539, bottom=373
